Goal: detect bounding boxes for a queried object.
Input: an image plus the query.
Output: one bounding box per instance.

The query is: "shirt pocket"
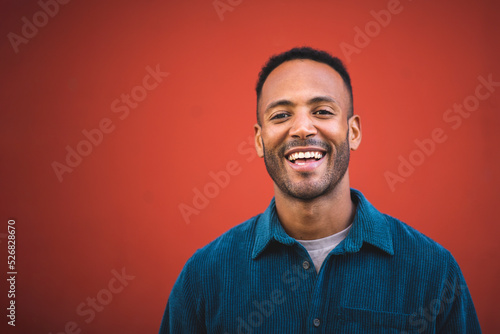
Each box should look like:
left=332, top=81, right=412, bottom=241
left=335, top=307, right=418, bottom=334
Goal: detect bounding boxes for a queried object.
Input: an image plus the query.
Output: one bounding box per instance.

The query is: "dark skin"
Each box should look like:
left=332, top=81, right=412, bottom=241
left=254, top=60, right=362, bottom=240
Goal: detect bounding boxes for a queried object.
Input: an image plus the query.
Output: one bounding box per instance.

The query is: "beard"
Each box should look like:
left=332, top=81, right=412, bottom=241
left=262, top=132, right=350, bottom=201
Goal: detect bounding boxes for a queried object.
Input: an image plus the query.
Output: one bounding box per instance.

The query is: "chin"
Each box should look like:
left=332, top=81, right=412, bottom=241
left=279, top=182, right=334, bottom=201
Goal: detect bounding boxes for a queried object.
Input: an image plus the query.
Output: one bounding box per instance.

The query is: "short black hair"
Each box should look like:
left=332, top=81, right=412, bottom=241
left=255, top=47, right=353, bottom=124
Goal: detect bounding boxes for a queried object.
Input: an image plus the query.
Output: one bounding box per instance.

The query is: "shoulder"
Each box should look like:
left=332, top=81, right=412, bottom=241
left=183, top=213, right=262, bottom=271
left=383, top=213, right=459, bottom=272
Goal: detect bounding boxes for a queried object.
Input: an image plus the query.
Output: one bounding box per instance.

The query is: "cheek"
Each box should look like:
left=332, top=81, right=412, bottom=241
left=261, top=128, right=286, bottom=151
left=265, top=125, right=290, bottom=142
left=319, top=124, right=348, bottom=141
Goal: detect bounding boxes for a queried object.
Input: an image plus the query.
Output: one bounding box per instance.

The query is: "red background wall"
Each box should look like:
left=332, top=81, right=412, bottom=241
left=1, top=0, right=498, bottom=333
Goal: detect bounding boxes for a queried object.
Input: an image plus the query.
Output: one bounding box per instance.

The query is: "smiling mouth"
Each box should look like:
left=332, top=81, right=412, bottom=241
left=286, top=151, right=324, bottom=165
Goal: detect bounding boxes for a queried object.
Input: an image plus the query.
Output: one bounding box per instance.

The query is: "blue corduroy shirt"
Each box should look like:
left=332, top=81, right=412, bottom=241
left=160, top=189, right=481, bottom=333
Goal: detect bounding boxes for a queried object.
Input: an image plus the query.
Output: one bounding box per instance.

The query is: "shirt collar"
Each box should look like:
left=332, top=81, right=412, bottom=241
left=251, top=188, right=394, bottom=259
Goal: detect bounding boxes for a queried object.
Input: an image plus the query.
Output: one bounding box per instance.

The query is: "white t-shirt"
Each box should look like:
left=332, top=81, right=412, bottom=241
left=297, top=224, right=352, bottom=273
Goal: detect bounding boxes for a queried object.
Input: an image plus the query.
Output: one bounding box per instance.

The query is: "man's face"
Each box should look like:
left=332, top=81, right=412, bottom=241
left=254, top=59, right=361, bottom=201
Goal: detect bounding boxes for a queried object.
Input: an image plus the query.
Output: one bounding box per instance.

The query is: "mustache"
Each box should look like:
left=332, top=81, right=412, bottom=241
left=279, top=138, right=332, bottom=155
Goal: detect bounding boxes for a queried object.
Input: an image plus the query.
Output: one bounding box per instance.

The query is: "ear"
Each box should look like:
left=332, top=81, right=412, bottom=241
left=254, top=123, right=264, bottom=158
left=348, top=115, right=362, bottom=151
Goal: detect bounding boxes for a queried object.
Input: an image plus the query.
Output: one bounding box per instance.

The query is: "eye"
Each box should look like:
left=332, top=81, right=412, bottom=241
left=314, top=109, right=334, bottom=116
left=270, top=112, right=290, bottom=121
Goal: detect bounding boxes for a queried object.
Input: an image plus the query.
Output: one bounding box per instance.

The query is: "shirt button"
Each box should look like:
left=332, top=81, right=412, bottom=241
left=313, top=318, right=320, bottom=327
left=302, top=260, right=310, bottom=270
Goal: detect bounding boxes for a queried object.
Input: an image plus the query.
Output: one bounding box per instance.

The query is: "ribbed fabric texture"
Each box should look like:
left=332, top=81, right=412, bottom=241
left=159, top=189, right=481, bottom=334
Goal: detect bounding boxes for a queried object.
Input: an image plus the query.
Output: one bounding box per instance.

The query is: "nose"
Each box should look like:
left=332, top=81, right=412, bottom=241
left=289, top=111, right=317, bottom=139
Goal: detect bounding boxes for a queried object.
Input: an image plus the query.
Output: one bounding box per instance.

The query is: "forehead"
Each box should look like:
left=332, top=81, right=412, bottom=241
left=260, top=59, right=350, bottom=111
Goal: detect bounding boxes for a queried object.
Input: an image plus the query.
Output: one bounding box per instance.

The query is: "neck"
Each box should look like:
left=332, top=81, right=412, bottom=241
left=273, top=172, right=355, bottom=240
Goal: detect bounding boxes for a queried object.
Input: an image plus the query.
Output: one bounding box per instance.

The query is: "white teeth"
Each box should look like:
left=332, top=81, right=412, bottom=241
left=287, top=151, right=324, bottom=162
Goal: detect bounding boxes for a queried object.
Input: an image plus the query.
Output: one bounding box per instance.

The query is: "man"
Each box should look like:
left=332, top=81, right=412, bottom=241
left=160, top=47, right=481, bottom=333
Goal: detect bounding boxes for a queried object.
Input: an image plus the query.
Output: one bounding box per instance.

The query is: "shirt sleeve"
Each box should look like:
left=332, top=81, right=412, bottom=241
left=435, top=253, right=481, bottom=333
left=159, top=255, right=206, bottom=334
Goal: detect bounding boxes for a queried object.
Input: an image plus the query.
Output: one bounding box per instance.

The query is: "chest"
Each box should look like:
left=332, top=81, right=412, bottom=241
left=202, top=250, right=431, bottom=333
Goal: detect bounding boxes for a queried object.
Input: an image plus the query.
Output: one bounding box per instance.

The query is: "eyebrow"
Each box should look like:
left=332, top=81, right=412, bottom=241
left=265, top=99, right=296, bottom=111
left=307, top=96, right=339, bottom=105
left=265, top=95, right=339, bottom=113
